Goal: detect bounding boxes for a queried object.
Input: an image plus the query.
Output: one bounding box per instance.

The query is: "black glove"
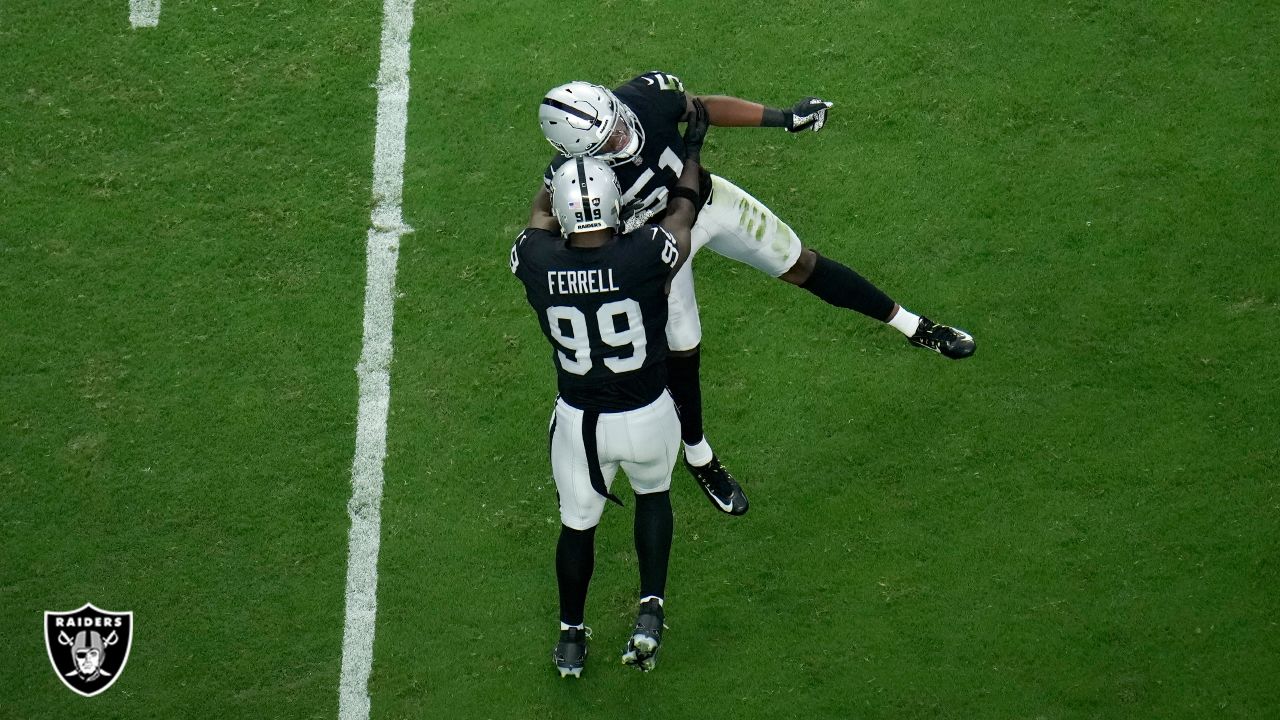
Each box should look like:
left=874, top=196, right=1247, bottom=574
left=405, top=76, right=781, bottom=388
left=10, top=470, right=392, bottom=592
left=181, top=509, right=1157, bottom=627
left=683, top=98, right=710, bottom=153
left=786, top=96, right=833, bottom=133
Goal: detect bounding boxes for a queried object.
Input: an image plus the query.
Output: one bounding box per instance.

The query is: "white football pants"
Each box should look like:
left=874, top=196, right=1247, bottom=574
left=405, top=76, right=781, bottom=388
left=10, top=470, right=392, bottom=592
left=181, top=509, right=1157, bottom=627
left=550, top=391, right=681, bottom=531
left=666, top=174, right=804, bottom=352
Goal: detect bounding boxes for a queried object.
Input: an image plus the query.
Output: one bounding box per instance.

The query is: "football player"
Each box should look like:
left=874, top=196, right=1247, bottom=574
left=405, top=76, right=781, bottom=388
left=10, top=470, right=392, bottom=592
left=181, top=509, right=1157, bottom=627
left=512, top=100, right=714, bottom=676
left=535, top=72, right=976, bottom=515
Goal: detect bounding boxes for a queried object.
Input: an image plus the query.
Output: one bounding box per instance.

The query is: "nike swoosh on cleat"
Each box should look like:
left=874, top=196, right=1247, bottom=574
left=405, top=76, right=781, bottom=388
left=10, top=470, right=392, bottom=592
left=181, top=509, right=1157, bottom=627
left=707, top=492, right=734, bottom=512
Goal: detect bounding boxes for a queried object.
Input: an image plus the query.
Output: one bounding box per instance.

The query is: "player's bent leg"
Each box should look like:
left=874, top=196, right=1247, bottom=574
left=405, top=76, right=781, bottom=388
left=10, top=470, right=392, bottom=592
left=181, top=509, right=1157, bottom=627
left=697, top=175, right=803, bottom=277
left=665, top=353, right=750, bottom=516
left=698, top=175, right=975, bottom=358
left=666, top=350, right=748, bottom=512
left=662, top=260, right=749, bottom=511
left=789, top=248, right=897, bottom=320
left=778, top=246, right=818, bottom=285
left=665, top=260, right=702, bottom=355
left=788, top=250, right=977, bottom=358
left=664, top=260, right=709, bottom=450
left=662, top=258, right=750, bottom=511
left=665, top=349, right=705, bottom=451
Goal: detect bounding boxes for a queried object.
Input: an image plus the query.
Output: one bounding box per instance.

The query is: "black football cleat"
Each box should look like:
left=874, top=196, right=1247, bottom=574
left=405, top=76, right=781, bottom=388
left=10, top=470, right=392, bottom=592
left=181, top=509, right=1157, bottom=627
left=908, top=316, right=976, bottom=359
left=686, top=455, right=749, bottom=516
left=553, top=626, right=590, bottom=678
left=621, top=599, right=665, bottom=672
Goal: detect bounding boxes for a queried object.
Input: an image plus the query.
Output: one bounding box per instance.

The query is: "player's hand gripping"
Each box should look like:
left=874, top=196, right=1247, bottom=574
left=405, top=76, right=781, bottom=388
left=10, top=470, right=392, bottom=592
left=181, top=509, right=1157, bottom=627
left=786, top=96, right=833, bottom=132
left=683, top=97, right=710, bottom=153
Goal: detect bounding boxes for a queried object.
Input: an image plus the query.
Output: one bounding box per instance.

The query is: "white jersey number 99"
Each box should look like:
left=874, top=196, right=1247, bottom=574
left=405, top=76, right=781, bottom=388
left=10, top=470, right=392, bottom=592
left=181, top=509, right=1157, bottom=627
left=546, top=299, right=647, bottom=375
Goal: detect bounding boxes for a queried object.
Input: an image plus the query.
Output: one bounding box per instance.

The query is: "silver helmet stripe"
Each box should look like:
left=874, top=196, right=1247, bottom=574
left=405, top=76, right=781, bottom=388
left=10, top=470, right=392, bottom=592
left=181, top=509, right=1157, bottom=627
left=576, top=157, right=591, bottom=225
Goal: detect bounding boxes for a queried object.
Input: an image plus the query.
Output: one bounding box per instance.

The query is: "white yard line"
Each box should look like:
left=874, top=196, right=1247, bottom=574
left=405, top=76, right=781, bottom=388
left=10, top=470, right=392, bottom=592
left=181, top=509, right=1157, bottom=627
left=128, top=0, right=160, bottom=27
left=338, top=1, right=415, bottom=719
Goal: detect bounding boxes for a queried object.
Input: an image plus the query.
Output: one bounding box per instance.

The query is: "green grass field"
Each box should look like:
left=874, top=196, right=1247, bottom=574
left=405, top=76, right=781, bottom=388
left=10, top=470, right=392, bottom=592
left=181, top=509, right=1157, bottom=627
left=3, top=1, right=1277, bottom=718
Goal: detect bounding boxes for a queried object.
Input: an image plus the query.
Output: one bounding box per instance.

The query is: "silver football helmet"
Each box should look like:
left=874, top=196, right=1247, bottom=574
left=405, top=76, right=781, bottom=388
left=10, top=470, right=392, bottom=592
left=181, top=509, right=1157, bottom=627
left=539, top=81, right=645, bottom=165
left=549, top=156, right=622, bottom=236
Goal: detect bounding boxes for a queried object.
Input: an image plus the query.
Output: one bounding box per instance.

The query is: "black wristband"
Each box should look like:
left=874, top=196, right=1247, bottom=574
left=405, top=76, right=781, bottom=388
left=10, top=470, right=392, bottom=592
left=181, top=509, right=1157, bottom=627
left=761, top=107, right=789, bottom=128
left=668, top=186, right=700, bottom=206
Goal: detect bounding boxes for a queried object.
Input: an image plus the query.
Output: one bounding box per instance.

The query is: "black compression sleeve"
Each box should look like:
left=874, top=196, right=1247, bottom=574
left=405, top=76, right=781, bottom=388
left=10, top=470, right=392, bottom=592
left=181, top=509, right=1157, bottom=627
left=556, top=525, right=596, bottom=626
left=801, top=253, right=897, bottom=322
left=665, top=351, right=704, bottom=446
left=634, top=491, right=673, bottom=600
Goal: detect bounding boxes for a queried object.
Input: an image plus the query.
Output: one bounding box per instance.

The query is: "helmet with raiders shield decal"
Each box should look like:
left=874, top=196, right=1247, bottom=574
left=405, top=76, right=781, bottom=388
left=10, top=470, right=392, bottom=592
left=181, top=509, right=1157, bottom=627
left=549, top=156, right=622, bottom=237
left=539, top=81, right=645, bottom=165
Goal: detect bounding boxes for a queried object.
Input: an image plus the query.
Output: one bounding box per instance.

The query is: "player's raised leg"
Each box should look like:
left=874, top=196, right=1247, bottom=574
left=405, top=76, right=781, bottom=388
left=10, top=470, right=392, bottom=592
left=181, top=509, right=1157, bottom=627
left=699, top=175, right=976, bottom=359
left=783, top=249, right=975, bottom=359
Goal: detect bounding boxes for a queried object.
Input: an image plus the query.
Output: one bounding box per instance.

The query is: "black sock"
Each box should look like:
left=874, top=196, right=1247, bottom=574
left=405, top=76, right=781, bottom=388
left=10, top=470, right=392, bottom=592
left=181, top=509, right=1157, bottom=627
left=665, top=351, right=704, bottom=446
left=801, top=253, right=896, bottom=322
left=634, top=491, right=673, bottom=600
left=556, top=525, right=596, bottom=626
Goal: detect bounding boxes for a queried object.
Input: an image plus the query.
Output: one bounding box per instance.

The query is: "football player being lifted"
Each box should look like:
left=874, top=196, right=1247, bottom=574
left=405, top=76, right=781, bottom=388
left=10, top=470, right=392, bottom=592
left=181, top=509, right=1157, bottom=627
left=535, top=72, right=976, bottom=515
left=512, top=100, right=714, bottom=676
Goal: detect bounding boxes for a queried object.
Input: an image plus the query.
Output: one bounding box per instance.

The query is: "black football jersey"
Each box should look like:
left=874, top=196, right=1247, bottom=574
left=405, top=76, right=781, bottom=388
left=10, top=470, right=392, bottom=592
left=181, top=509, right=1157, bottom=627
left=543, top=70, right=712, bottom=233
left=511, top=225, right=681, bottom=412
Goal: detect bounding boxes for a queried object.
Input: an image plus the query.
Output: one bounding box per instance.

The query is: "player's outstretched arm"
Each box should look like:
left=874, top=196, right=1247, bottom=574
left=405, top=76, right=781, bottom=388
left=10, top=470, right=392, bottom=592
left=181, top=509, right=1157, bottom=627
left=528, top=186, right=559, bottom=232
left=691, top=94, right=833, bottom=133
